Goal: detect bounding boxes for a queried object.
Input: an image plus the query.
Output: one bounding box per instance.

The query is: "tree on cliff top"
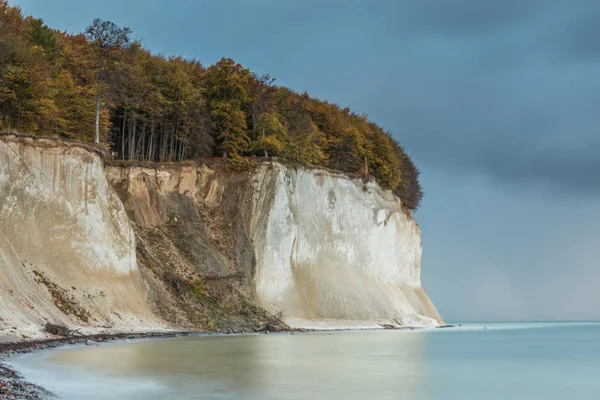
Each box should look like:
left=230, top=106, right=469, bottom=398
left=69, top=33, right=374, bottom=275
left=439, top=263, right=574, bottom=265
left=0, top=3, right=424, bottom=211
left=203, top=58, right=252, bottom=156
left=84, top=18, right=131, bottom=143
left=248, top=73, right=286, bottom=158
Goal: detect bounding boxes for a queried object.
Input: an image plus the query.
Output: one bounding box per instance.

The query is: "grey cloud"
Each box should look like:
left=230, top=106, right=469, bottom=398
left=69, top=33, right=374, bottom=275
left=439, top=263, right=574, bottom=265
left=13, top=0, right=600, bottom=197
left=356, top=1, right=600, bottom=196
left=548, top=7, right=600, bottom=61
left=12, top=0, right=600, bottom=322
left=389, top=0, right=553, bottom=37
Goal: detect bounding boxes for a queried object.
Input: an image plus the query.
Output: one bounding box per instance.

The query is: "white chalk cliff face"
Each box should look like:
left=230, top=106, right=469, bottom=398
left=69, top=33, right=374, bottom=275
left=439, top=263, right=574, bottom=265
left=0, top=136, right=441, bottom=339
left=0, top=137, right=163, bottom=339
left=249, top=164, right=443, bottom=328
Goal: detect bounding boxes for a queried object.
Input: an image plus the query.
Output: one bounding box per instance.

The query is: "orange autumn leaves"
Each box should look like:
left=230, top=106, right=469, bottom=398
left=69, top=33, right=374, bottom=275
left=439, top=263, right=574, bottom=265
left=0, top=2, right=422, bottom=210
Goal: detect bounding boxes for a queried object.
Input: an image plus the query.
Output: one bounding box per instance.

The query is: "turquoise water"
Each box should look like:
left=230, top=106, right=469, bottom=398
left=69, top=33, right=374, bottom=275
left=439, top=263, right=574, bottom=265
left=8, top=322, right=600, bottom=399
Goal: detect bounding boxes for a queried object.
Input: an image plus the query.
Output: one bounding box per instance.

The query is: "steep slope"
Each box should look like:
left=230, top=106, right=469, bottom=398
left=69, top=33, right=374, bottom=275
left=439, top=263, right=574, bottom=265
left=0, top=135, right=441, bottom=340
left=250, top=164, right=442, bottom=328
left=107, top=161, right=442, bottom=330
left=104, top=163, right=273, bottom=331
left=0, top=135, right=165, bottom=340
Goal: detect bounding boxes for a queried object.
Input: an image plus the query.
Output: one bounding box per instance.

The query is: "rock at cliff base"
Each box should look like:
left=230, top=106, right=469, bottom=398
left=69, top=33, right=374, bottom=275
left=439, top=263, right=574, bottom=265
left=43, top=323, right=69, bottom=337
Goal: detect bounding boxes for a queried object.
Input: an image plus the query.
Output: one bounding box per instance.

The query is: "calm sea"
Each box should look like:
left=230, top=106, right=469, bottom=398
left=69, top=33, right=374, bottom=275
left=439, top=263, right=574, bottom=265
left=8, top=322, right=600, bottom=400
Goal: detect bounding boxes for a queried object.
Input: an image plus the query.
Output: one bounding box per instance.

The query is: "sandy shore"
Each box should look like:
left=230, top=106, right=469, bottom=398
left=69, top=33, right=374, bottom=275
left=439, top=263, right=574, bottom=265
left=0, top=323, right=453, bottom=399
left=0, top=322, right=297, bottom=399
left=0, top=331, right=198, bottom=400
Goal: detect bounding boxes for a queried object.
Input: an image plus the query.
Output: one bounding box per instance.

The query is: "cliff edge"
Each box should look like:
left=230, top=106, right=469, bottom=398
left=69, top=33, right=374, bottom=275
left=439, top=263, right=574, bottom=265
left=0, top=135, right=165, bottom=340
left=250, top=164, right=442, bottom=328
left=0, top=135, right=441, bottom=341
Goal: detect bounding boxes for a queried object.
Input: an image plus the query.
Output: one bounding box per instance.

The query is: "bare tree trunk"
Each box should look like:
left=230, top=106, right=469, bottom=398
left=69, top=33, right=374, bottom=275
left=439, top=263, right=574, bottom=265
left=94, top=94, right=101, bottom=143
left=121, top=109, right=127, bottom=160
left=182, top=140, right=188, bottom=160
left=169, top=119, right=177, bottom=162
left=137, top=121, right=146, bottom=160
left=262, top=127, right=268, bottom=158
left=140, top=123, right=146, bottom=161
left=148, top=120, right=154, bottom=161
left=133, top=118, right=137, bottom=160
left=169, top=129, right=174, bottom=162
left=178, top=131, right=186, bottom=161
left=94, top=62, right=104, bottom=144
left=129, top=118, right=136, bottom=160
left=161, top=122, right=167, bottom=162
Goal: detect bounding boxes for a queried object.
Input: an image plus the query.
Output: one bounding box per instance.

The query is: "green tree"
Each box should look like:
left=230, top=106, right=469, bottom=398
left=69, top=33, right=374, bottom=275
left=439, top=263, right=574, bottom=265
left=84, top=18, right=131, bottom=143
left=0, top=3, right=423, bottom=209
left=284, top=120, right=326, bottom=166
left=26, top=18, right=57, bottom=61
left=249, top=111, right=286, bottom=157
left=203, top=58, right=251, bottom=156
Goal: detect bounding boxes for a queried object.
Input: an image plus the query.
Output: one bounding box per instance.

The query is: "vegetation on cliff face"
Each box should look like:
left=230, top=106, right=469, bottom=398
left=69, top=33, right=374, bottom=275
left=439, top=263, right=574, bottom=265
left=0, top=1, right=423, bottom=210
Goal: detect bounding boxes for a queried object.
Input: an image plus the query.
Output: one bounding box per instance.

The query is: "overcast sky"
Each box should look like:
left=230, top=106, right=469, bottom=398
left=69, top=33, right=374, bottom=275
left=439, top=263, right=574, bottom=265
left=13, top=0, right=600, bottom=321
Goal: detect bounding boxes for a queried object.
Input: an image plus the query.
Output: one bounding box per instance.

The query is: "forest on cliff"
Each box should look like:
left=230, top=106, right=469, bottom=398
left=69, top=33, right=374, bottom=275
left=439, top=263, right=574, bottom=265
left=0, top=1, right=422, bottom=210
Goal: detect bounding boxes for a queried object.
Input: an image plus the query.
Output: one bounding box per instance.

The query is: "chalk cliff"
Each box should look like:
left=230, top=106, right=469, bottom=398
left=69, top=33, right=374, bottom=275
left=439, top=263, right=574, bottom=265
left=0, top=136, right=164, bottom=340
left=250, top=164, right=442, bottom=328
left=0, top=135, right=441, bottom=340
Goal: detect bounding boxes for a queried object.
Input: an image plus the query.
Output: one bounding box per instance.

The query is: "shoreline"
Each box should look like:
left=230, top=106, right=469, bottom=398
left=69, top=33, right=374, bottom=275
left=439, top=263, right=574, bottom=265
left=0, top=324, right=452, bottom=399
left=0, top=330, right=199, bottom=400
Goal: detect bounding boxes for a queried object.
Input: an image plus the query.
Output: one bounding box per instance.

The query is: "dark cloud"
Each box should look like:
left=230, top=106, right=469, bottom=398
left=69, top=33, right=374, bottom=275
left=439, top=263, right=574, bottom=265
left=12, top=0, right=600, bottom=196
left=386, top=0, right=554, bottom=37
left=548, top=7, right=600, bottom=61
left=12, top=0, right=600, bottom=321
left=357, top=1, right=600, bottom=195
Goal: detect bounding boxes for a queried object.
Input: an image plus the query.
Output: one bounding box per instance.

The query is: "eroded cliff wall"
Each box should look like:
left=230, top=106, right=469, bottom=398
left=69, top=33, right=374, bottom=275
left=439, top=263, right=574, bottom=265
left=0, top=135, right=441, bottom=340
left=0, top=136, right=165, bottom=340
left=104, top=162, right=271, bottom=331
left=106, top=161, right=442, bottom=329
left=249, top=164, right=442, bottom=328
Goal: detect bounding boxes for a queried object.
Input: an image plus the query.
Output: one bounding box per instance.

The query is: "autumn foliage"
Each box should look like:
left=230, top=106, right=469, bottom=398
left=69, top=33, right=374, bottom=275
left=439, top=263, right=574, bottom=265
left=0, top=2, right=423, bottom=210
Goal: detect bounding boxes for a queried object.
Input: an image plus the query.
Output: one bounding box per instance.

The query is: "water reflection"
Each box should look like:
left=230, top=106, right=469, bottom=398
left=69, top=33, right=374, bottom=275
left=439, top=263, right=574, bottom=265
left=48, top=331, right=427, bottom=399
left=13, top=324, right=600, bottom=400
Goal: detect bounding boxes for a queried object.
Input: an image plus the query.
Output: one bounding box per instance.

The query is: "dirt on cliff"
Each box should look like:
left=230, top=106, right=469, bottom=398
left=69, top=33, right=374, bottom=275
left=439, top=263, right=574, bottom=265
left=105, top=162, right=278, bottom=332
left=0, top=134, right=438, bottom=340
